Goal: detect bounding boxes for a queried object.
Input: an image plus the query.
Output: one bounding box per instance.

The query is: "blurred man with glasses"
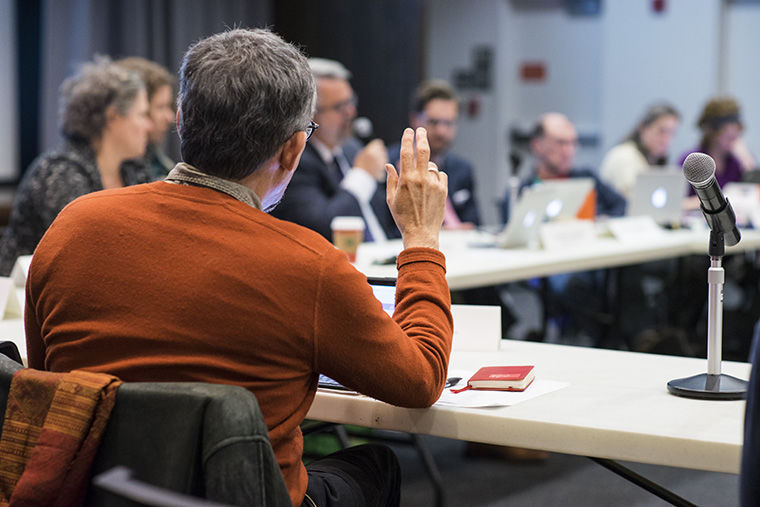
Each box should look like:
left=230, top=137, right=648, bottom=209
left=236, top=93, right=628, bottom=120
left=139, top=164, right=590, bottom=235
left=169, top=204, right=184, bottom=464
left=390, top=80, right=481, bottom=228
left=273, top=58, right=399, bottom=242
left=501, top=112, right=625, bottom=222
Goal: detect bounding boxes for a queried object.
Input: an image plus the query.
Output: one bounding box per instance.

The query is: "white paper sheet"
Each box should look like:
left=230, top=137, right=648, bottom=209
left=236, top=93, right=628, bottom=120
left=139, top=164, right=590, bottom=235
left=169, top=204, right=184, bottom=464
left=435, top=369, right=569, bottom=408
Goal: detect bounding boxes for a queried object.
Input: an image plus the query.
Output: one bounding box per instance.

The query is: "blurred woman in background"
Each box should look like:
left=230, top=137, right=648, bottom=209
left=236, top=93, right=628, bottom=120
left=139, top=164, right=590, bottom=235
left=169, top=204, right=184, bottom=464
left=0, top=58, right=153, bottom=275
left=116, top=57, right=176, bottom=179
left=600, top=103, right=680, bottom=199
left=680, top=97, right=750, bottom=188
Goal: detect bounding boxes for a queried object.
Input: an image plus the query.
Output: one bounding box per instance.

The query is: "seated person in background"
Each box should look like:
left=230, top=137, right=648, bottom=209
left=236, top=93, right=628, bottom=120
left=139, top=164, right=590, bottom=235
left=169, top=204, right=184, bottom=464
left=272, top=58, right=399, bottom=242
left=389, top=80, right=481, bottom=228
left=499, top=113, right=625, bottom=349
left=0, top=58, right=153, bottom=275
left=25, top=28, right=453, bottom=507
left=116, top=56, right=177, bottom=179
left=501, top=112, right=626, bottom=223
left=680, top=97, right=748, bottom=208
left=600, top=103, right=681, bottom=199
left=733, top=137, right=758, bottom=174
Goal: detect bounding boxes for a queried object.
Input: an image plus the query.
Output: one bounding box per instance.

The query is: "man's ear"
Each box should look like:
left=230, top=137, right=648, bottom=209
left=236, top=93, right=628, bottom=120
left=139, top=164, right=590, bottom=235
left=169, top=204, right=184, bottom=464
left=278, top=131, right=307, bottom=173
left=175, top=109, right=182, bottom=139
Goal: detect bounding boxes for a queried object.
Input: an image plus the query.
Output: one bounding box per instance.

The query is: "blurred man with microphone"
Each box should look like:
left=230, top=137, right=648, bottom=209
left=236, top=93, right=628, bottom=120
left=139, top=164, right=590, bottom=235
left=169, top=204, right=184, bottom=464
left=273, top=58, right=399, bottom=241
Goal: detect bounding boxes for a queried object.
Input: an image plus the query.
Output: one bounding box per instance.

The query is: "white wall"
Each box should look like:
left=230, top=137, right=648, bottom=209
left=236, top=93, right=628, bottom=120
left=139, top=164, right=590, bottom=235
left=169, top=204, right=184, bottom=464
left=426, top=0, right=511, bottom=224
left=426, top=0, right=758, bottom=225
left=0, top=0, right=18, bottom=180
left=509, top=3, right=602, bottom=128
left=724, top=1, right=760, bottom=163
left=507, top=1, right=603, bottom=171
left=600, top=0, right=721, bottom=162
left=427, top=0, right=605, bottom=224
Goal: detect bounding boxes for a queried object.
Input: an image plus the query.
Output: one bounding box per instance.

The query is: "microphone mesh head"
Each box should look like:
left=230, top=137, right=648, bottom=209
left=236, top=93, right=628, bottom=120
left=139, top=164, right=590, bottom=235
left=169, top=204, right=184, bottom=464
left=352, top=117, right=373, bottom=139
left=683, top=152, right=716, bottom=186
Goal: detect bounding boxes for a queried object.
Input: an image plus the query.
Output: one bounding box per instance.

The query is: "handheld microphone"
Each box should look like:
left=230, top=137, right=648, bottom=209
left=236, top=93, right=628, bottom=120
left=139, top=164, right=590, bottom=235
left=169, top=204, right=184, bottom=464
left=352, top=117, right=373, bottom=143
left=683, top=152, right=741, bottom=247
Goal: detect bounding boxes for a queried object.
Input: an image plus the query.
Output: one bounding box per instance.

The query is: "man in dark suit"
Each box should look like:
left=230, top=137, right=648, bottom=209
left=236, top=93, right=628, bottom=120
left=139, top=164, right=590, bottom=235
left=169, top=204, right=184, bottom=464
left=272, top=58, right=399, bottom=241
left=390, top=80, right=481, bottom=228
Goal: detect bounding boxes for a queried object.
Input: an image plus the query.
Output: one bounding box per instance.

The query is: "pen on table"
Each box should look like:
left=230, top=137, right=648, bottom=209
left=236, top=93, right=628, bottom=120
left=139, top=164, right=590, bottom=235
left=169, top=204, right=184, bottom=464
left=445, top=377, right=461, bottom=389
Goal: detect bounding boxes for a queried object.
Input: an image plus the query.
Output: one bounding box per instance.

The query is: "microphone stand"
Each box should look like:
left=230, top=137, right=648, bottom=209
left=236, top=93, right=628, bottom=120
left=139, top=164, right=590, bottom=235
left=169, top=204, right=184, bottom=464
left=667, top=230, right=748, bottom=400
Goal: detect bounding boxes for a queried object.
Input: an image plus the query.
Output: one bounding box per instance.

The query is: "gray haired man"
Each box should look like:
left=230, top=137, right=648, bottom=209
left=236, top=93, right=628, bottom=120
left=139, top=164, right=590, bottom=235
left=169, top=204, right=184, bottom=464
left=25, top=29, right=452, bottom=507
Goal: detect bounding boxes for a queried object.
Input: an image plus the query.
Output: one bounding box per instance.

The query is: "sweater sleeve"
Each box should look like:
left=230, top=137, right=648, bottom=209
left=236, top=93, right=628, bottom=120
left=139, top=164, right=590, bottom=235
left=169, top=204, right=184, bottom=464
left=313, top=247, right=453, bottom=408
left=24, top=261, right=45, bottom=370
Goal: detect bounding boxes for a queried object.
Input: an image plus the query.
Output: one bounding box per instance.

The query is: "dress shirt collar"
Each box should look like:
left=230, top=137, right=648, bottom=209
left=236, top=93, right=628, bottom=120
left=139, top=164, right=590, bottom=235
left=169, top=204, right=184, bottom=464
left=309, top=137, right=345, bottom=165
left=165, top=163, right=263, bottom=210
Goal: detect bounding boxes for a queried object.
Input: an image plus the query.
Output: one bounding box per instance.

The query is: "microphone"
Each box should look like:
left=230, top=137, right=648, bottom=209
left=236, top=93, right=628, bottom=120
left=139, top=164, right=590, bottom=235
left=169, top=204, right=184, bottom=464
left=352, top=117, right=373, bottom=143
left=683, top=152, right=741, bottom=247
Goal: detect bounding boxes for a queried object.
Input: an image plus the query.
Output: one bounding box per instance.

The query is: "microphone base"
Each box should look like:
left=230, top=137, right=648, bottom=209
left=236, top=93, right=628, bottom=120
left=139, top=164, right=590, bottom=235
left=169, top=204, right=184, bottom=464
left=667, top=373, right=747, bottom=400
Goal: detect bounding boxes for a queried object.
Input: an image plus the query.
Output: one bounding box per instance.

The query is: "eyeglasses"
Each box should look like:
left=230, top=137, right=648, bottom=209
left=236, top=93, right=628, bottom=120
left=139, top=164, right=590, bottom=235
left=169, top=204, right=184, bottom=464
left=418, top=115, right=457, bottom=129
left=305, top=120, right=319, bottom=142
left=316, top=96, right=357, bottom=115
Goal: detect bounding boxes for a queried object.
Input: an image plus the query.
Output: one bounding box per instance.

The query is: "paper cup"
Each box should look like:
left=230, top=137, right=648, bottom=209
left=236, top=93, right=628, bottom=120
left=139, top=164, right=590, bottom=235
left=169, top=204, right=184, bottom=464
left=331, top=216, right=365, bottom=262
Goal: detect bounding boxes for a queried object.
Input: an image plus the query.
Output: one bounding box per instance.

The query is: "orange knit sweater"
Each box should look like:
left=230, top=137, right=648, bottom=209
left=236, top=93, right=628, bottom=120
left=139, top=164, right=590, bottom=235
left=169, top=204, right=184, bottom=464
left=25, top=181, right=453, bottom=506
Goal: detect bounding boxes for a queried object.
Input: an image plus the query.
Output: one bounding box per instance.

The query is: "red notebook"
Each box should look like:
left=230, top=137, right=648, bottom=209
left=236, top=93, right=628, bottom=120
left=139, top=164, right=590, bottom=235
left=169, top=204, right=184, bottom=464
left=452, top=366, right=536, bottom=393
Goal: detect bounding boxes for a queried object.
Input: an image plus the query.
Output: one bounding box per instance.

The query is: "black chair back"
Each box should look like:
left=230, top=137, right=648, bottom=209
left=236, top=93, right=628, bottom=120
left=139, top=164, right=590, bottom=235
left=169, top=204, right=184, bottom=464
left=0, top=356, right=291, bottom=507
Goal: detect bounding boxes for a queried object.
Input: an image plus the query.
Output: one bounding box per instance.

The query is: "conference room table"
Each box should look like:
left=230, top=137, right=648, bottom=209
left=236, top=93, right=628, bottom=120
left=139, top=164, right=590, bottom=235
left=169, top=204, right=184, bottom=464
left=307, top=338, right=751, bottom=506
left=3, top=225, right=756, bottom=505
left=355, top=226, right=760, bottom=290
left=324, top=224, right=758, bottom=504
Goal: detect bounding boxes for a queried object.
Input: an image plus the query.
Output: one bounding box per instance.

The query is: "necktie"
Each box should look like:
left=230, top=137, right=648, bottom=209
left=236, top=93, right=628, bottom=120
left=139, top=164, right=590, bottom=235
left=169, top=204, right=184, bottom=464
left=333, top=151, right=350, bottom=180
left=329, top=157, right=344, bottom=183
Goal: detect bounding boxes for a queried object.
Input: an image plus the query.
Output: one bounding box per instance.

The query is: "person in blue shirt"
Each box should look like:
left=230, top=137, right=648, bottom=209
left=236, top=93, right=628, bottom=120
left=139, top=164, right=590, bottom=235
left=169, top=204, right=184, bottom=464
left=502, top=112, right=626, bottom=223
left=390, top=80, right=481, bottom=228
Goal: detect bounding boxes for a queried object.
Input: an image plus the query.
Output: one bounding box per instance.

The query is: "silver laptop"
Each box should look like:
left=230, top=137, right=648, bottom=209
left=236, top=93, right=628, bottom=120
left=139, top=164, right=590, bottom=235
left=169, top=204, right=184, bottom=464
left=627, top=169, right=686, bottom=224
left=532, top=178, right=595, bottom=220
left=497, top=186, right=556, bottom=248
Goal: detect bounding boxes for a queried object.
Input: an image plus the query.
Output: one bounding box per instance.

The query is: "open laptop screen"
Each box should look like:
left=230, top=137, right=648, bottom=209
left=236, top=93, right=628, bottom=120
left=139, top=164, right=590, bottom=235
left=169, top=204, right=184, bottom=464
left=627, top=169, right=686, bottom=224
left=368, top=277, right=396, bottom=316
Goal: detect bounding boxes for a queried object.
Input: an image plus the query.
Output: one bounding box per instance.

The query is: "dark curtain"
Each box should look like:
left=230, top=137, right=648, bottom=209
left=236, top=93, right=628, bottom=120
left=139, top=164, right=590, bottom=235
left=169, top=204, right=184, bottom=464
left=37, top=0, right=271, bottom=164
left=273, top=0, right=425, bottom=145
left=15, top=0, right=42, bottom=181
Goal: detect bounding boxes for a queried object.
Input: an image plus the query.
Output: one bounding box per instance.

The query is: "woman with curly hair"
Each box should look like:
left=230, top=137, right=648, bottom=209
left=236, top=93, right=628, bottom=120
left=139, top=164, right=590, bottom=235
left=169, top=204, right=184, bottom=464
left=0, top=58, right=153, bottom=275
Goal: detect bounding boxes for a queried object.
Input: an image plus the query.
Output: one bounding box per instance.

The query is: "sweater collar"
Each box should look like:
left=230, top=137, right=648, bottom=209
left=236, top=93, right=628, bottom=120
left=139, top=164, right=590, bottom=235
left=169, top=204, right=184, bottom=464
left=165, top=163, right=262, bottom=210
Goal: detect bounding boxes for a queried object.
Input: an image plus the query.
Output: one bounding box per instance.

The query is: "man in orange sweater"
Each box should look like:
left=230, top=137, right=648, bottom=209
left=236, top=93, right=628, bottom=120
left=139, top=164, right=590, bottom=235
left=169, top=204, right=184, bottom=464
left=24, top=29, right=452, bottom=507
